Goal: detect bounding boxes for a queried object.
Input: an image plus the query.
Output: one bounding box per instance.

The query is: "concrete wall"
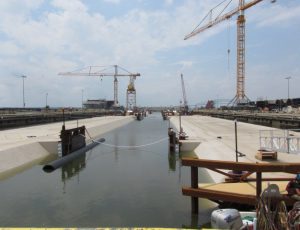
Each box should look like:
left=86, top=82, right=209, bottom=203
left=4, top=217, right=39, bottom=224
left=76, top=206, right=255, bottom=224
left=0, top=116, right=134, bottom=178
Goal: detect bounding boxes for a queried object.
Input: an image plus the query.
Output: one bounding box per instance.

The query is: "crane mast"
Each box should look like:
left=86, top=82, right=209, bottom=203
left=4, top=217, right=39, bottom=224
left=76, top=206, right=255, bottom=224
left=184, top=0, right=266, bottom=106
left=234, top=0, right=249, bottom=105
left=126, top=76, right=136, bottom=111
left=114, top=65, right=118, bottom=106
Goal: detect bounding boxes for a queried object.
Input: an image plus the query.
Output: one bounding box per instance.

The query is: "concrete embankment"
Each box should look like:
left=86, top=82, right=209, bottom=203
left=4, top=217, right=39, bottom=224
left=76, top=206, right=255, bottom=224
left=0, top=116, right=134, bottom=178
left=0, top=110, right=124, bottom=130
left=193, top=110, right=300, bottom=129
left=170, top=115, right=300, bottom=183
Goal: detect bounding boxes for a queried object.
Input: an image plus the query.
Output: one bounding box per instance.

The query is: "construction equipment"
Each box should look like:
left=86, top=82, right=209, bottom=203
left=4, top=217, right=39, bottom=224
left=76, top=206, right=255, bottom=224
left=126, top=76, right=137, bottom=111
left=184, top=0, right=272, bottom=106
left=58, top=65, right=140, bottom=108
left=180, top=73, right=189, bottom=114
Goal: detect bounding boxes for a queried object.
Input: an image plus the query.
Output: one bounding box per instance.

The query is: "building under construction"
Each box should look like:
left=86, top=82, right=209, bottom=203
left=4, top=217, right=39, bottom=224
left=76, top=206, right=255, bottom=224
left=83, top=99, right=114, bottom=110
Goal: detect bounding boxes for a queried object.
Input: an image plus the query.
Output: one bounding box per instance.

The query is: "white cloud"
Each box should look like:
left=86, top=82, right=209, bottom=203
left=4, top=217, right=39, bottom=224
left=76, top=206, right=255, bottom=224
left=164, top=0, right=173, bottom=6
left=0, top=0, right=44, bottom=14
left=103, top=0, right=122, bottom=4
left=256, top=4, right=300, bottom=27
left=51, top=0, right=87, bottom=12
left=0, top=41, right=22, bottom=56
left=0, top=0, right=299, bottom=107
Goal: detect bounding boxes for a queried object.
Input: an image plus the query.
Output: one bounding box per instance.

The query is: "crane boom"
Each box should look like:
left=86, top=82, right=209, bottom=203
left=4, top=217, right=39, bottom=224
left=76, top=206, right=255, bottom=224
left=59, top=72, right=140, bottom=77
left=184, top=0, right=263, bottom=40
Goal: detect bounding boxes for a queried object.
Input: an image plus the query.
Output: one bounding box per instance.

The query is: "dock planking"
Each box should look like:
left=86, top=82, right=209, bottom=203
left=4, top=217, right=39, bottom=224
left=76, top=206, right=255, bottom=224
left=181, top=158, right=300, bottom=213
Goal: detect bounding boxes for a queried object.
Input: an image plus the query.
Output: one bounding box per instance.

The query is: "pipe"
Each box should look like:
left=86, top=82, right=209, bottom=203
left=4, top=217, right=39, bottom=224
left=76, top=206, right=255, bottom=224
left=43, top=138, right=105, bottom=173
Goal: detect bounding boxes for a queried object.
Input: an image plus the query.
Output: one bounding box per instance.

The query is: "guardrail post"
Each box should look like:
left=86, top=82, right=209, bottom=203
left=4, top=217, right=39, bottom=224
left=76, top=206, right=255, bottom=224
left=191, top=166, right=198, bottom=214
left=287, top=130, right=290, bottom=154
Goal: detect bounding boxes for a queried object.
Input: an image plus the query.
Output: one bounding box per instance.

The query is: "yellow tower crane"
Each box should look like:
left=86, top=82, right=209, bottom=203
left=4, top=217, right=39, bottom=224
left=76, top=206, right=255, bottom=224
left=58, top=65, right=140, bottom=108
left=126, top=76, right=137, bottom=111
left=184, top=0, right=274, bottom=106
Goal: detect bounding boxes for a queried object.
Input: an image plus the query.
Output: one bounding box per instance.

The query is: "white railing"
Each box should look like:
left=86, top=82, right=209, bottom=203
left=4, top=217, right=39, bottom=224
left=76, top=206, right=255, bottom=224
left=259, top=129, right=300, bottom=154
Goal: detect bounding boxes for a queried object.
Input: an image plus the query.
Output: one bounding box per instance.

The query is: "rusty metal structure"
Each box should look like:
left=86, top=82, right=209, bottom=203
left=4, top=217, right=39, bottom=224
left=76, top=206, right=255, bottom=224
left=60, top=125, right=86, bottom=156
left=184, top=0, right=269, bottom=106
left=59, top=65, right=140, bottom=107
left=43, top=123, right=105, bottom=173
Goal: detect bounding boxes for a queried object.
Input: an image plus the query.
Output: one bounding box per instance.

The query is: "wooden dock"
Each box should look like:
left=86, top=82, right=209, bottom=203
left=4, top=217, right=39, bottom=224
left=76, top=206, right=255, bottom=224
left=183, top=181, right=294, bottom=206
left=181, top=158, right=300, bottom=213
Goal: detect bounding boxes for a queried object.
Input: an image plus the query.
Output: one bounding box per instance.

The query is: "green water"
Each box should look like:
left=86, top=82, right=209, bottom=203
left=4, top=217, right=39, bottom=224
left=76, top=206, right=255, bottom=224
left=0, top=113, right=216, bottom=228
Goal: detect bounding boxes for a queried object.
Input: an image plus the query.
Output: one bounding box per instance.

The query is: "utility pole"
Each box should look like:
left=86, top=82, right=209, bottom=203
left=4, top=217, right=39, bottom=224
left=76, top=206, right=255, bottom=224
left=46, top=92, right=48, bottom=108
left=81, top=89, right=84, bottom=109
left=179, top=100, right=184, bottom=133
left=21, top=75, right=27, bottom=108
left=285, top=76, right=291, bottom=99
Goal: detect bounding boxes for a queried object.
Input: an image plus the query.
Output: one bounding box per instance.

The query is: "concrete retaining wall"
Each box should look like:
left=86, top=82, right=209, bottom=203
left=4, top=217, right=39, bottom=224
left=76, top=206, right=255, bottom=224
left=0, top=116, right=134, bottom=178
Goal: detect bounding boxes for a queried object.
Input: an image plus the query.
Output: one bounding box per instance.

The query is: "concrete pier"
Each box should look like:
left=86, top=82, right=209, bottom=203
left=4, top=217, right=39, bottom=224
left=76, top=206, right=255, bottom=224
left=170, top=115, right=300, bottom=182
left=0, top=116, right=134, bottom=178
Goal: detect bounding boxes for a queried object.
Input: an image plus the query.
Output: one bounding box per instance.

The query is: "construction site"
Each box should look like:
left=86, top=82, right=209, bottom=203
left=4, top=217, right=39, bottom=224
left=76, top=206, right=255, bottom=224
left=0, top=0, right=299, bottom=229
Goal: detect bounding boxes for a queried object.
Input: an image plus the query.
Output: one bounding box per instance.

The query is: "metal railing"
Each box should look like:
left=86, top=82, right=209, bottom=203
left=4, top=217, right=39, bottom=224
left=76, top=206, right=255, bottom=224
left=259, top=129, right=300, bottom=154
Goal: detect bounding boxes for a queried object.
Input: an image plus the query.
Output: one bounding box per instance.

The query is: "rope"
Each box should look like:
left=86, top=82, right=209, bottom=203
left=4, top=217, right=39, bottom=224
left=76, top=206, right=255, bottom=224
left=257, top=185, right=289, bottom=230
left=83, top=128, right=168, bottom=149
left=215, top=0, right=233, bottom=20
left=227, top=18, right=231, bottom=78
left=85, top=128, right=93, bottom=141
left=288, top=203, right=300, bottom=229
left=99, top=137, right=168, bottom=149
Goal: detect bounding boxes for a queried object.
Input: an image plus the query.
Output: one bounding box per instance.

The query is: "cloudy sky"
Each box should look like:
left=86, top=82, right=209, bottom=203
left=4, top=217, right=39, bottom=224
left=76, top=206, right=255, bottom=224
left=0, top=0, right=299, bottom=108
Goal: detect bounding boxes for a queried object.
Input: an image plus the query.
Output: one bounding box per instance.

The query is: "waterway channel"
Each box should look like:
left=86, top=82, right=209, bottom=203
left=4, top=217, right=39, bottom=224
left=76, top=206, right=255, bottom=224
left=0, top=113, right=216, bottom=228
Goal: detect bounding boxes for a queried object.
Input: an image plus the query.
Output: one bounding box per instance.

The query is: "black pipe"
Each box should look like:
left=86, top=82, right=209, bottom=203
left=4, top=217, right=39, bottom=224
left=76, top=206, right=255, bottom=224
left=43, top=138, right=105, bottom=173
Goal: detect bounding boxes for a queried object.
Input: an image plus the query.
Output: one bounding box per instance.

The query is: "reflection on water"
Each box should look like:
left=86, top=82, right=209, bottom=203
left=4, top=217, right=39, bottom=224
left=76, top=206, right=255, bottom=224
left=169, top=151, right=197, bottom=172
left=0, top=154, right=57, bottom=181
left=61, top=154, right=86, bottom=194
left=0, top=113, right=216, bottom=228
left=61, top=154, right=86, bottom=182
left=168, top=152, right=177, bottom=171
